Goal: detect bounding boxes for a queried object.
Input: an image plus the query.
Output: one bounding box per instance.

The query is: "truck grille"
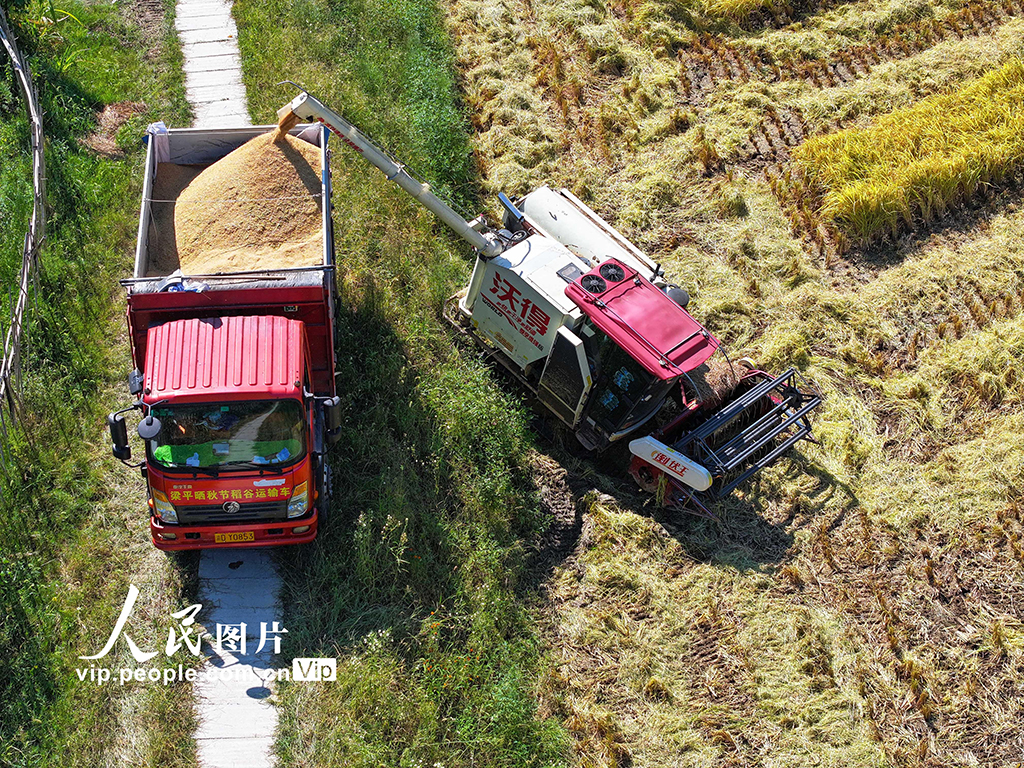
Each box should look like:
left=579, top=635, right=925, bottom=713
left=177, top=499, right=289, bottom=524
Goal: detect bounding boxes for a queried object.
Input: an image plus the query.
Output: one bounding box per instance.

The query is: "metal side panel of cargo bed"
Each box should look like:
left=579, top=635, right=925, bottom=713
left=126, top=123, right=337, bottom=394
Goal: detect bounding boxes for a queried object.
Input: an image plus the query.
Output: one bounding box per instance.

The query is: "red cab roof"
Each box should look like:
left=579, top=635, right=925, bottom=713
left=145, top=315, right=304, bottom=400
left=565, top=259, right=718, bottom=380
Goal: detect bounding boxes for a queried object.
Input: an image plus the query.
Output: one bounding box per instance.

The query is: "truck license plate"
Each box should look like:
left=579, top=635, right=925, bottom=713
left=215, top=531, right=254, bottom=543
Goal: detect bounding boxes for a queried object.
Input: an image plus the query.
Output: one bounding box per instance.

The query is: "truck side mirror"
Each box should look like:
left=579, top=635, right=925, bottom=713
left=108, top=413, right=131, bottom=461
left=323, top=396, right=342, bottom=445
left=138, top=414, right=162, bottom=441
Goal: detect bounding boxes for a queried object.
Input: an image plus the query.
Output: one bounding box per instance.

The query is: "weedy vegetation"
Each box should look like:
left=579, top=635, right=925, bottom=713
left=0, top=1, right=196, bottom=766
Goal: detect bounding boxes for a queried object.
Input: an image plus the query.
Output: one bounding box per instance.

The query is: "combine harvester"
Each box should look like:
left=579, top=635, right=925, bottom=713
left=279, top=90, right=821, bottom=516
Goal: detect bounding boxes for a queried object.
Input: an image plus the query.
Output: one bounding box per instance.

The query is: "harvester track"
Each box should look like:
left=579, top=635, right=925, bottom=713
left=680, top=0, right=1024, bottom=107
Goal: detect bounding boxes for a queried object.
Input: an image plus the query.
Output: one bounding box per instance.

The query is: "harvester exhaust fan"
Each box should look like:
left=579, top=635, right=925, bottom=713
left=599, top=263, right=626, bottom=282
left=581, top=275, right=608, bottom=294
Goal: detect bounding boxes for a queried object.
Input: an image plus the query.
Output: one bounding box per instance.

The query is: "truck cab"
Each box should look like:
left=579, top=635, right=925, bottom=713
left=141, top=315, right=325, bottom=549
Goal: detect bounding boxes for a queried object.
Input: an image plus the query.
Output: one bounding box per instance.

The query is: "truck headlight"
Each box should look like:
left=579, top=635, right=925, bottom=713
left=287, top=482, right=309, bottom=518
left=153, top=490, right=178, bottom=523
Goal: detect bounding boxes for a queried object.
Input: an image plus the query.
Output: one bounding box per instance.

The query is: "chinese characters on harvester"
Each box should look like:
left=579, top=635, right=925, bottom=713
left=74, top=584, right=335, bottom=685
left=483, top=273, right=551, bottom=350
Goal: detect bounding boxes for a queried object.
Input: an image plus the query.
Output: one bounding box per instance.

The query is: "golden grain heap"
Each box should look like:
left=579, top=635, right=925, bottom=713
left=150, top=131, right=322, bottom=275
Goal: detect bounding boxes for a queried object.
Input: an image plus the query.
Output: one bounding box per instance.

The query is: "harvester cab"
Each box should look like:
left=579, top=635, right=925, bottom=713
left=277, top=89, right=822, bottom=516
left=455, top=186, right=719, bottom=450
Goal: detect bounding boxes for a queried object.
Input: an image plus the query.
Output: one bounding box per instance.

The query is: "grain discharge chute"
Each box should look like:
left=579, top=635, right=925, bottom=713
left=278, top=90, right=821, bottom=516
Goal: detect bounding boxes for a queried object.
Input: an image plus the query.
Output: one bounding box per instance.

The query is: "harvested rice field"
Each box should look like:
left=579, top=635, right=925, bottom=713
left=440, top=0, right=1024, bottom=766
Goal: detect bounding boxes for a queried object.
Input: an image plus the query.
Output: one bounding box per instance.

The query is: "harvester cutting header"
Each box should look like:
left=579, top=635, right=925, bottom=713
left=278, top=90, right=821, bottom=515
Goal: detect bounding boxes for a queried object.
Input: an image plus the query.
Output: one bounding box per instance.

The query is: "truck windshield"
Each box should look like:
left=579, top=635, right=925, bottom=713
left=147, top=400, right=306, bottom=471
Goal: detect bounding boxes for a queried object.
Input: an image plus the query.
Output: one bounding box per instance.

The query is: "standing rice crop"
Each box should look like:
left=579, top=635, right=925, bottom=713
left=794, top=57, right=1024, bottom=243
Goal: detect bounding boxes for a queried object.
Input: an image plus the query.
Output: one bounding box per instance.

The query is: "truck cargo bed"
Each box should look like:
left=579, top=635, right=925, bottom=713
left=131, top=122, right=333, bottom=284
left=125, top=123, right=337, bottom=394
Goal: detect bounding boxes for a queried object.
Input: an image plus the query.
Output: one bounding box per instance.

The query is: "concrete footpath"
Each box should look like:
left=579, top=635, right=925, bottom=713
left=176, top=0, right=249, bottom=129
left=174, top=1, right=284, bottom=765
left=194, top=550, right=282, bottom=767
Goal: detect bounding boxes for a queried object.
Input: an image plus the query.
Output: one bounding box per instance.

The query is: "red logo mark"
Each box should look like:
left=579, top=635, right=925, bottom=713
left=653, top=451, right=686, bottom=476
left=489, top=274, right=551, bottom=337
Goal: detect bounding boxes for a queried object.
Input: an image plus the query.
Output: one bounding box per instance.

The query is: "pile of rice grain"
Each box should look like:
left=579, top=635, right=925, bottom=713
left=152, top=132, right=323, bottom=275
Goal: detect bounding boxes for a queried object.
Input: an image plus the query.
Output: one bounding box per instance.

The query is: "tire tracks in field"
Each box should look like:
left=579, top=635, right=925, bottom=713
left=682, top=0, right=1024, bottom=175
left=677, top=0, right=1024, bottom=271
left=777, top=497, right=1024, bottom=766
left=678, top=1, right=1024, bottom=160
left=681, top=0, right=1024, bottom=110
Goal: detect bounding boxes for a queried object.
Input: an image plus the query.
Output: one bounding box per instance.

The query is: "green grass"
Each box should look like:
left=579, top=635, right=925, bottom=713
left=233, top=0, right=568, bottom=765
left=0, top=1, right=196, bottom=765
left=795, top=57, right=1024, bottom=243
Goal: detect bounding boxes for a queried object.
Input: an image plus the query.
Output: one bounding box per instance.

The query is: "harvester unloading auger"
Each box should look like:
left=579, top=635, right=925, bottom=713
left=278, top=90, right=822, bottom=517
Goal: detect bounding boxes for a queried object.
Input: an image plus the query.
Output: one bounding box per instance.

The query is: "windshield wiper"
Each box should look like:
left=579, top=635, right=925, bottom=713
left=186, top=466, right=219, bottom=477
left=218, top=460, right=285, bottom=474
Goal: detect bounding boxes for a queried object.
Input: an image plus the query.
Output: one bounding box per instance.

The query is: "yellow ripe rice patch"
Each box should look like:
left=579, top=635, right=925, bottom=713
left=795, top=57, right=1024, bottom=243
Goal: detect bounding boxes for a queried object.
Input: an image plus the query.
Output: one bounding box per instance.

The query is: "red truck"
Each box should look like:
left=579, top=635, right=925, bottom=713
left=108, top=123, right=341, bottom=550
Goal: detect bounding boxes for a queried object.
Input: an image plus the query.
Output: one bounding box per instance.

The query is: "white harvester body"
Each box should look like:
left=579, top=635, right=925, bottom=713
left=460, top=234, right=585, bottom=370
left=458, top=186, right=661, bottom=373
left=517, top=186, right=660, bottom=279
